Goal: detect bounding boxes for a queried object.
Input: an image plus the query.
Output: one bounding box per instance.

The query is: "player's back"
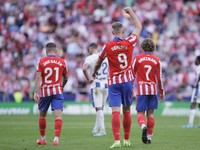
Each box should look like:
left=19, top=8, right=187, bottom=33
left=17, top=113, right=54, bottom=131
left=133, top=52, right=161, bottom=95
left=37, top=55, right=68, bottom=97
left=99, top=35, right=138, bottom=85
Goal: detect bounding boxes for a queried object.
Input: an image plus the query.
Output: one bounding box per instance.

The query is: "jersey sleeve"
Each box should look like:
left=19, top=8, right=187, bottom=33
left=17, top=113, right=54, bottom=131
left=157, top=60, right=165, bottom=95
left=84, top=56, right=92, bottom=66
left=63, top=60, right=68, bottom=74
left=125, top=34, right=138, bottom=45
left=99, top=44, right=107, bottom=60
left=36, top=60, right=42, bottom=72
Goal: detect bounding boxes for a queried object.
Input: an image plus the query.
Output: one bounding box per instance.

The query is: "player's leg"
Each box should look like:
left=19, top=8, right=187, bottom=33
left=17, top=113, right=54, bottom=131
left=94, top=88, right=108, bottom=136
left=91, top=88, right=99, bottom=135
left=183, top=88, right=198, bottom=128
left=121, top=81, right=133, bottom=147
left=109, top=84, right=122, bottom=148
left=51, top=94, right=64, bottom=145
left=146, top=109, right=154, bottom=144
left=37, top=96, right=51, bottom=145
left=53, top=109, right=62, bottom=145
left=145, top=95, right=158, bottom=144
left=122, top=106, right=131, bottom=147
left=110, top=106, right=121, bottom=148
left=136, top=95, right=149, bottom=143
left=92, top=88, right=105, bottom=135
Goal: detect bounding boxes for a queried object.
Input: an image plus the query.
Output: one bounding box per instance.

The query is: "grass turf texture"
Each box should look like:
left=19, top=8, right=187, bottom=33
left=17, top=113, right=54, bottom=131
left=0, top=115, right=199, bottom=150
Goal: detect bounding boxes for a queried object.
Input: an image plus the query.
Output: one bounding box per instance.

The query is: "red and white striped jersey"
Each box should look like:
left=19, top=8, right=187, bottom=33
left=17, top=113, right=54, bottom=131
left=36, top=55, right=68, bottom=97
left=99, top=34, right=138, bottom=86
left=132, top=52, right=164, bottom=95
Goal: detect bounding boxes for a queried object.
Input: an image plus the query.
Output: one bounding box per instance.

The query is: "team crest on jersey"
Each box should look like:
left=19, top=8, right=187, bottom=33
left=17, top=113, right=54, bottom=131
left=117, top=42, right=120, bottom=44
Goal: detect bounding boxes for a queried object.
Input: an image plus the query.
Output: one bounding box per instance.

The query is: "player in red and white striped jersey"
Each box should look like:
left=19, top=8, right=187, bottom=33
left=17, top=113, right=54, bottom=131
left=92, top=7, right=142, bottom=148
left=132, top=38, right=165, bottom=144
left=34, top=42, right=68, bottom=146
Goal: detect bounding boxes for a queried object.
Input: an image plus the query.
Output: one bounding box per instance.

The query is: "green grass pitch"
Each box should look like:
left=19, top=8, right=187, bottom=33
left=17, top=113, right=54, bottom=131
left=0, top=114, right=199, bottom=150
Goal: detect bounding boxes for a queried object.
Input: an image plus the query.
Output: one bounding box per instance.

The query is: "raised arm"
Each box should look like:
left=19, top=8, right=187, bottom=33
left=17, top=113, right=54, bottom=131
left=124, top=7, right=142, bottom=38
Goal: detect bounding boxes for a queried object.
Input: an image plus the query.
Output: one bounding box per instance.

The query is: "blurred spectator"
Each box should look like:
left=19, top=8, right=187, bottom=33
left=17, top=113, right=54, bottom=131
left=0, top=0, right=200, bottom=102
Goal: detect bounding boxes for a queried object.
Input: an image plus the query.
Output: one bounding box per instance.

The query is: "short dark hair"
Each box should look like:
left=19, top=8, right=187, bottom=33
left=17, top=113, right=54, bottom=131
left=196, top=56, right=200, bottom=62
left=112, top=22, right=123, bottom=34
left=88, top=43, right=98, bottom=52
left=141, top=38, right=155, bottom=52
left=46, top=42, right=56, bottom=49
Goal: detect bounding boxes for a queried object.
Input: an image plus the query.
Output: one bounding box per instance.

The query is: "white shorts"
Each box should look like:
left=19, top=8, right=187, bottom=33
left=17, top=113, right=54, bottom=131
left=196, top=86, right=200, bottom=103
left=191, top=86, right=200, bottom=103
left=91, top=87, right=108, bottom=108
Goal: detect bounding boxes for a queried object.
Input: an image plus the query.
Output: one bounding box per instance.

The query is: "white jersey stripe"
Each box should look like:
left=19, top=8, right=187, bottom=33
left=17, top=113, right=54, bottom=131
left=53, top=86, right=56, bottom=95
left=42, top=87, right=45, bottom=97
left=128, top=70, right=131, bottom=81
left=58, top=86, right=61, bottom=94
left=124, top=72, right=128, bottom=82
left=109, top=78, right=111, bottom=86
left=145, top=85, right=148, bottom=95
left=139, top=85, right=143, bottom=95
left=151, top=85, right=154, bottom=95
left=119, top=74, right=122, bottom=83
left=132, top=58, right=137, bottom=70
left=113, top=76, right=116, bottom=84
left=47, top=87, right=50, bottom=96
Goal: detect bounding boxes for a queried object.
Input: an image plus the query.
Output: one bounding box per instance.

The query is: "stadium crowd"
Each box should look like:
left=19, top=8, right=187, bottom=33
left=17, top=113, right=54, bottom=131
left=0, top=0, right=200, bottom=101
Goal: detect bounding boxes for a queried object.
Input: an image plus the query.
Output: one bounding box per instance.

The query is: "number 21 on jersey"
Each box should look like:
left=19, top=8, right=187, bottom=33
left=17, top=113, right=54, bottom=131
left=44, top=67, right=59, bottom=83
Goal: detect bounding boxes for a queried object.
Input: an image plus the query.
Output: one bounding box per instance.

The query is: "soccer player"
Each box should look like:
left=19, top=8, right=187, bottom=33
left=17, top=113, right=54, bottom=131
left=82, top=43, right=108, bottom=136
left=182, top=56, right=200, bottom=128
left=92, top=7, right=142, bottom=148
left=34, top=42, right=68, bottom=146
left=132, top=38, right=165, bottom=144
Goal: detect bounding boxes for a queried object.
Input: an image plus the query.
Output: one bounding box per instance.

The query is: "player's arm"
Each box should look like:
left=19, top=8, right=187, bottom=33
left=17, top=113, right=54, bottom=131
left=157, top=61, right=165, bottom=102
left=124, top=7, right=142, bottom=38
left=34, top=72, right=41, bottom=103
left=92, top=58, right=103, bottom=79
left=82, top=63, right=93, bottom=83
left=62, top=73, right=68, bottom=91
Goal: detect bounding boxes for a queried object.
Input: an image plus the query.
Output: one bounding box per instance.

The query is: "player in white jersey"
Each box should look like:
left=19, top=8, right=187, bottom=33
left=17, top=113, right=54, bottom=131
left=82, top=43, right=108, bottom=136
left=182, top=56, right=200, bottom=128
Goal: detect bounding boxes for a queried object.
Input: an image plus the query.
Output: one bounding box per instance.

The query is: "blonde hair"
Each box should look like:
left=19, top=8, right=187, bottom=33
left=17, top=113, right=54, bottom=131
left=112, top=22, right=123, bottom=34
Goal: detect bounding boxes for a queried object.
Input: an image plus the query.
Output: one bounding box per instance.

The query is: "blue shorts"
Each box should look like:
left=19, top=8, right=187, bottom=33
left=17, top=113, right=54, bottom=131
left=108, top=81, right=134, bottom=107
left=136, top=95, right=158, bottom=111
left=39, top=94, right=64, bottom=111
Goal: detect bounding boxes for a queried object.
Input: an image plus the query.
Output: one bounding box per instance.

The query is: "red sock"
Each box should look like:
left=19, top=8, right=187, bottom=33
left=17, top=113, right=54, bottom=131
left=39, top=118, right=46, bottom=136
left=137, top=114, right=146, bottom=127
left=112, top=111, right=120, bottom=141
left=55, top=119, right=62, bottom=137
left=147, top=118, right=155, bottom=135
left=123, top=112, right=131, bottom=140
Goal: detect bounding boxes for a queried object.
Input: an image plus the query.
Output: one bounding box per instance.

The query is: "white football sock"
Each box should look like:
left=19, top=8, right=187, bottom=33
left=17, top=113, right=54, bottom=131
left=97, top=109, right=105, bottom=133
left=147, top=134, right=152, bottom=140
left=141, top=124, right=146, bottom=130
left=54, top=136, right=59, bottom=142
left=115, top=140, right=120, bottom=143
left=93, top=115, right=99, bottom=132
left=189, top=109, right=195, bottom=125
left=41, top=136, right=45, bottom=141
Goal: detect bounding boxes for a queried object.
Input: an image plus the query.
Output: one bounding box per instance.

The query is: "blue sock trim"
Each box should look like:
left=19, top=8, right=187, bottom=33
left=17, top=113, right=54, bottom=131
left=96, top=109, right=103, bottom=112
